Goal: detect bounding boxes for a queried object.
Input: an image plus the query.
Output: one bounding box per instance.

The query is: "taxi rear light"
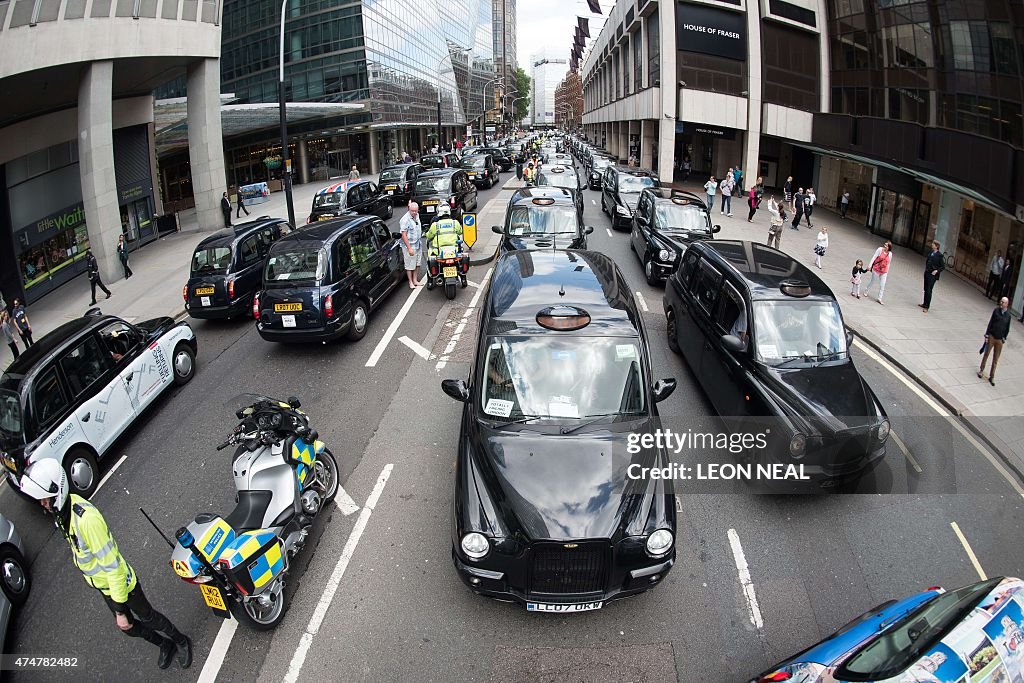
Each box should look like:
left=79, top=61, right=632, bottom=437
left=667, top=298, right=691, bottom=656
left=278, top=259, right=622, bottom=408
left=758, top=674, right=791, bottom=682
left=252, top=293, right=260, bottom=320
left=182, top=285, right=188, bottom=302
left=324, top=294, right=334, bottom=319
left=228, top=280, right=235, bottom=300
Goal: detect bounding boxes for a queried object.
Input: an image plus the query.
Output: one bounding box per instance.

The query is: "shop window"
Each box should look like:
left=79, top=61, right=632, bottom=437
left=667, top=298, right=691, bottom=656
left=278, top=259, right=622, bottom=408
left=632, top=30, right=643, bottom=89
left=762, top=22, right=820, bottom=111
left=678, top=52, right=747, bottom=98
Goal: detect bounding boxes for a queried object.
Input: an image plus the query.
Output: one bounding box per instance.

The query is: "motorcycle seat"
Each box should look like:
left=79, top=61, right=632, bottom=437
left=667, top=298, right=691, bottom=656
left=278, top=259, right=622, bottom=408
left=225, top=490, right=273, bottom=532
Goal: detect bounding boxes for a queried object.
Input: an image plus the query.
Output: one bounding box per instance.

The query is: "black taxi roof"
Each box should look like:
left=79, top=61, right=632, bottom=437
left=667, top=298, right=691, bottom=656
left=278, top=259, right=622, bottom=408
left=418, top=168, right=459, bottom=178
left=273, top=215, right=374, bottom=248
left=380, top=162, right=420, bottom=172
left=509, top=186, right=576, bottom=206
left=195, top=216, right=282, bottom=250
left=612, top=165, right=656, bottom=177
left=693, top=240, right=835, bottom=301
left=1, top=313, right=121, bottom=391
left=486, top=250, right=641, bottom=336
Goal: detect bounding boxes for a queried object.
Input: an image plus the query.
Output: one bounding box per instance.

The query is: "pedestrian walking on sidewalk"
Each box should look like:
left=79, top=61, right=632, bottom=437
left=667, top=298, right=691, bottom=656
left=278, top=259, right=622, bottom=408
left=999, top=253, right=1015, bottom=300
left=863, top=241, right=894, bottom=305
left=117, top=235, right=133, bottom=279
left=220, top=192, right=232, bottom=228
left=682, top=158, right=691, bottom=182
left=235, top=192, right=250, bottom=219
left=1, top=311, right=18, bottom=361
left=791, top=188, right=805, bottom=230
left=979, top=297, right=1010, bottom=385
left=784, top=176, right=793, bottom=209
left=840, top=189, right=850, bottom=219
left=803, top=188, right=816, bottom=228
left=766, top=197, right=786, bottom=250
left=86, top=250, right=111, bottom=305
left=733, top=166, right=743, bottom=194
left=813, top=227, right=829, bottom=269
left=747, top=178, right=764, bottom=222
left=349, top=165, right=360, bottom=180
left=986, top=251, right=1005, bottom=299
left=720, top=172, right=734, bottom=216
left=704, top=176, right=717, bottom=212
left=850, top=259, right=868, bottom=298
left=919, top=240, right=945, bottom=313
left=11, top=299, right=31, bottom=347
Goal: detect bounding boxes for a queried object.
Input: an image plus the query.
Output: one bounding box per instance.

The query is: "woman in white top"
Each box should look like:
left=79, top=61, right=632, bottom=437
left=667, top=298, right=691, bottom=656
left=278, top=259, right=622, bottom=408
left=703, top=176, right=717, bottom=212
left=813, top=227, right=829, bottom=268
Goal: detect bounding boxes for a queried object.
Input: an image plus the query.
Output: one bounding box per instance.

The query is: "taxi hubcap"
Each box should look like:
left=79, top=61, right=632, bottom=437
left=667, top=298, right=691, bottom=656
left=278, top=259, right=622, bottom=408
left=174, top=350, right=193, bottom=377
left=353, top=306, right=367, bottom=332
left=2, top=559, right=25, bottom=593
left=70, top=459, right=94, bottom=491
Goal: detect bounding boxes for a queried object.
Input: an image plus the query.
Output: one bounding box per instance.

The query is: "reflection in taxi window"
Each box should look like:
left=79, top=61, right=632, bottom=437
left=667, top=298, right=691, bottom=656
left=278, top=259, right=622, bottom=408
left=753, top=300, right=847, bottom=363
left=655, top=204, right=710, bottom=233
left=507, top=206, right=577, bottom=236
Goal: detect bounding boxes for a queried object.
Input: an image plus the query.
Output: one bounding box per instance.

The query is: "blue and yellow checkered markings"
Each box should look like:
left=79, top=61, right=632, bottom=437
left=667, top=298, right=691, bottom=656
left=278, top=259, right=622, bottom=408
left=197, top=518, right=235, bottom=562
left=247, top=541, right=284, bottom=590
left=292, top=439, right=320, bottom=485
left=221, top=530, right=275, bottom=569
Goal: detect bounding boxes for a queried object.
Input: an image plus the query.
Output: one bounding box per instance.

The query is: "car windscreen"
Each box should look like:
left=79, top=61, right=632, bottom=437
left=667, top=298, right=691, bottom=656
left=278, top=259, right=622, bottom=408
left=0, top=389, right=23, bottom=442
left=379, top=169, right=404, bottom=182
left=415, top=176, right=451, bottom=193
left=312, top=192, right=345, bottom=210
left=507, top=205, right=578, bottom=235
left=837, top=578, right=1002, bottom=681
left=655, top=204, right=711, bottom=233
left=538, top=173, right=578, bottom=190
left=618, top=175, right=656, bottom=193
left=480, top=336, right=645, bottom=420
left=421, top=155, right=444, bottom=166
left=460, top=156, right=488, bottom=168
left=752, top=300, right=849, bottom=365
left=264, top=248, right=325, bottom=283
left=591, top=158, right=612, bottom=172
left=191, top=246, right=232, bottom=275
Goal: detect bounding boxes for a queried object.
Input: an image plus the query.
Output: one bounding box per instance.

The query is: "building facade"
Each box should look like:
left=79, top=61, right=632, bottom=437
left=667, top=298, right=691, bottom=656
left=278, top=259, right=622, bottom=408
left=0, top=0, right=225, bottom=305
left=531, top=52, right=568, bottom=126
left=581, top=0, right=1024, bottom=314
left=555, top=70, right=583, bottom=129
left=493, top=0, right=517, bottom=88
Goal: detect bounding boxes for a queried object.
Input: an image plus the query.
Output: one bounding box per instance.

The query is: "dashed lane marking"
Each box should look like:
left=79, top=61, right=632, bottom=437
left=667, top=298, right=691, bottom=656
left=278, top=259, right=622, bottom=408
left=435, top=267, right=493, bottom=371
left=634, top=292, right=649, bottom=312
left=950, top=521, right=987, bottom=580
left=334, top=485, right=359, bottom=516
left=365, top=285, right=425, bottom=367
left=606, top=228, right=613, bottom=238
left=889, top=431, right=922, bottom=474
left=197, top=618, right=238, bottom=683
left=727, top=528, right=763, bottom=630
left=94, top=454, right=128, bottom=495
left=399, top=335, right=433, bottom=361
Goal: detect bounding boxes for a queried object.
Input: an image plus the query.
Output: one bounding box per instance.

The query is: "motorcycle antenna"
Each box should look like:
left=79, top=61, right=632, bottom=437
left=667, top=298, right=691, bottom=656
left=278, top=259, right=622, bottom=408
left=139, top=508, right=175, bottom=549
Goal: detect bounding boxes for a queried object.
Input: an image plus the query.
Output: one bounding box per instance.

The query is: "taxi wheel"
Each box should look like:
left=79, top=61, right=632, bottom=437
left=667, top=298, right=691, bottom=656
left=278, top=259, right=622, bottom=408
left=666, top=309, right=681, bottom=354
left=64, top=448, right=99, bottom=499
left=644, top=255, right=660, bottom=287
left=172, top=344, right=196, bottom=386
left=385, top=204, right=394, bottom=219
left=0, top=545, right=30, bottom=608
left=347, top=301, right=369, bottom=341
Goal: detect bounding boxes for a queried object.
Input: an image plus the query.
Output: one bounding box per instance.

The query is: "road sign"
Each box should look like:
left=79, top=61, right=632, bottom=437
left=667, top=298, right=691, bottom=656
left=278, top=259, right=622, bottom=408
left=462, top=212, right=477, bottom=248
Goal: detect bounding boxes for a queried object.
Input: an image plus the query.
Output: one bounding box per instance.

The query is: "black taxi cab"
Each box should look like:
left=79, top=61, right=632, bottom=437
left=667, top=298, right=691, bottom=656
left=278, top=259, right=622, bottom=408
left=307, top=180, right=393, bottom=224
left=458, top=153, right=501, bottom=189
left=536, top=164, right=584, bottom=219
left=630, top=188, right=720, bottom=286
left=254, top=215, right=402, bottom=343
left=441, top=249, right=678, bottom=611
left=0, top=311, right=197, bottom=499
left=601, top=165, right=658, bottom=230
left=662, top=240, right=890, bottom=489
left=378, top=163, right=424, bottom=205
left=410, top=169, right=478, bottom=228
left=492, top=187, right=592, bottom=253
left=420, top=152, right=459, bottom=170
left=184, top=217, right=291, bottom=320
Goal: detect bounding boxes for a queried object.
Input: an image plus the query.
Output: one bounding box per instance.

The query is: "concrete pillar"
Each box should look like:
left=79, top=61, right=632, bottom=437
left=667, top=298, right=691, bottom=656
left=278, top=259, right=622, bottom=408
left=618, top=122, right=628, bottom=164
left=187, top=58, right=227, bottom=232
left=77, top=61, right=122, bottom=284
left=641, top=119, right=656, bottom=171
left=743, top=3, right=763, bottom=192
left=298, top=139, right=310, bottom=185
left=147, top=120, right=164, bottom=216
left=658, top=2, right=678, bottom=184
left=368, top=132, right=379, bottom=175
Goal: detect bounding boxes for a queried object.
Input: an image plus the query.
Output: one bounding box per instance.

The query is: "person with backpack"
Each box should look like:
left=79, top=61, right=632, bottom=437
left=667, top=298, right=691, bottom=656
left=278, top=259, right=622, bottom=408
left=803, top=188, right=816, bottom=228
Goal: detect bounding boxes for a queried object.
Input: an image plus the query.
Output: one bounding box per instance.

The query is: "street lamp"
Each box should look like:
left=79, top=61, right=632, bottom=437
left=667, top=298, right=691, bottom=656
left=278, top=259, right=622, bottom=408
left=498, top=87, right=517, bottom=136
left=480, top=78, right=504, bottom=138
left=278, top=0, right=295, bottom=227
left=437, top=46, right=470, bottom=149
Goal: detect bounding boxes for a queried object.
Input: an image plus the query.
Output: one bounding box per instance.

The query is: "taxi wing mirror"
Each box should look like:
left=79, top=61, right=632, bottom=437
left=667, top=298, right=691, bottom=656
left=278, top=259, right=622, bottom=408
left=652, top=379, right=677, bottom=403
left=721, top=334, right=745, bottom=354
left=846, top=329, right=855, bottom=348
left=585, top=226, right=594, bottom=235
left=492, top=225, right=503, bottom=234
left=713, top=224, right=722, bottom=233
left=441, top=379, right=470, bottom=403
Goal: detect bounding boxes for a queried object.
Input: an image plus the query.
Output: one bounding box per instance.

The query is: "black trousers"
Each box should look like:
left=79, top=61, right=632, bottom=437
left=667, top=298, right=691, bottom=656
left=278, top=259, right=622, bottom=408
left=121, top=259, right=133, bottom=279
left=236, top=202, right=250, bottom=218
left=792, top=211, right=803, bottom=229
left=18, top=331, right=32, bottom=347
left=7, top=341, right=18, bottom=359
left=803, top=207, right=814, bottom=226
left=103, top=582, right=186, bottom=648
left=222, top=210, right=232, bottom=228
left=748, top=204, right=757, bottom=221
left=986, top=272, right=1000, bottom=298
left=923, top=273, right=938, bottom=309
left=90, top=276, right=111, bottom=303
left=840, top=202, right=848, bottom=218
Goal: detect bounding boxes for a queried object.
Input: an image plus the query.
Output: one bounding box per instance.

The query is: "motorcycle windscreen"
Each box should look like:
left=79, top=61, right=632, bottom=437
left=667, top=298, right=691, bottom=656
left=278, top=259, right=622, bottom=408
left=220, top=531, right=285, bottom=596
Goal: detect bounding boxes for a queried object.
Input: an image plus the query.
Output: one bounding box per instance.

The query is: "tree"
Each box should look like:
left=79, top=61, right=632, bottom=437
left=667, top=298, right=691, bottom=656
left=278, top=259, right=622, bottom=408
left=514, top=67, right=531, bottom=123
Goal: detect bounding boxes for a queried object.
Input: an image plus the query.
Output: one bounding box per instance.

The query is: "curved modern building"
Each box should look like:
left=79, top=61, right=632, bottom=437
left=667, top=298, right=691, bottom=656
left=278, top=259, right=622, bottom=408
left=0, top=0, right=226, bottom=304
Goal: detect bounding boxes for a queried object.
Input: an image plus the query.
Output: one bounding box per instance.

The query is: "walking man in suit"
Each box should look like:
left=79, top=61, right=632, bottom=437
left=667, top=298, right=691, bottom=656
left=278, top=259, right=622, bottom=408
left=919, top=241, right=944, bottom=313
left=979, top=297, right=1010, bottom=386
left=86, top=249, right=112, bottom=305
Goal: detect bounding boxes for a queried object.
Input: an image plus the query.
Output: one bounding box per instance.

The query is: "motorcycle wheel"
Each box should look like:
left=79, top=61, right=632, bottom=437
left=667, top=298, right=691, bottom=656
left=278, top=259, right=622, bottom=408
left=230, top=580, right=287, bottom=631
left=445, top=283, right=456, bottom=300
left=314, top=448, right=340, bottom=503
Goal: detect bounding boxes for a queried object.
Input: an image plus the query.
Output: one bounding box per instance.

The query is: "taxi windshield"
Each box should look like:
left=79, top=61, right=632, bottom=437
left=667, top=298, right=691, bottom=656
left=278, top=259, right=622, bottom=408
left=538, top=172, right=577, bottom=189
left=421, top=155, right=445, bottom=166
left=265, top=248, right=325, bottom=283
left=379, top=169, right=404, bottom=182
left=460, top=156, right=488, bottom=168
left=312, top=192, right=345, bottom=210
left=752, top=300, right=848, bottom=365
left=507, top=206, right=578, bottom=235
left=415, top=176, right=451, bottom=193
left=191, top=246, right=232, bottom=275
left=618, top=175, right=656, bottom=193
left=480, top=336, right=645, bottom=420
left=655, top=203, right=710, bottom=233
left=0, top=390, right=23, bottom=441
left=838, top=578, right=1001, bottom=681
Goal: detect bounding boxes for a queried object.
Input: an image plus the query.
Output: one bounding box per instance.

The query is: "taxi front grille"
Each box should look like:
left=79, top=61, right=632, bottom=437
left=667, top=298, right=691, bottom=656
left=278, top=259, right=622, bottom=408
left=528, top=542, right=608, bottom=595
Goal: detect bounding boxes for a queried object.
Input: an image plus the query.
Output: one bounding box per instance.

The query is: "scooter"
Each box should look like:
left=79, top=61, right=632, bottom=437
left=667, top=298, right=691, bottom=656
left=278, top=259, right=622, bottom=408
left=425, top=241, right=470, bottom=300
left=168, top=395, right=339, bottom=630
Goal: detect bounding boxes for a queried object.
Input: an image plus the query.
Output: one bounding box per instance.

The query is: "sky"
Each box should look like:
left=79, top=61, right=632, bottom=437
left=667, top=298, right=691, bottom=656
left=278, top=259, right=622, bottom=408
left=515, top=0, right=612, bottom=71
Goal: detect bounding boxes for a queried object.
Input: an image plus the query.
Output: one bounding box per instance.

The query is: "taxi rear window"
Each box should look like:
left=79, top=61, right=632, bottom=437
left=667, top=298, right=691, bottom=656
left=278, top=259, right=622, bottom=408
left=191, top=246, right=232, bottom=275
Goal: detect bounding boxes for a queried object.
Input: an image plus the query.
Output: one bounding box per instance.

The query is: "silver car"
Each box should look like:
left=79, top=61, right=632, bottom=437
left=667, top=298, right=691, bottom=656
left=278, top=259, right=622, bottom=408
left=0, top=513, right=29, bottom=646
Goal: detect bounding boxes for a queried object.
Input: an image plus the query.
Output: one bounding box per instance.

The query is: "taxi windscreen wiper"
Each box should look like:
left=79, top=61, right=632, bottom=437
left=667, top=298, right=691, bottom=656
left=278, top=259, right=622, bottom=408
left=774, top=353, right=814, bottom=369
left=560, top=412, right=642, bottom=435
left=490, top=415, right=543, bottom=430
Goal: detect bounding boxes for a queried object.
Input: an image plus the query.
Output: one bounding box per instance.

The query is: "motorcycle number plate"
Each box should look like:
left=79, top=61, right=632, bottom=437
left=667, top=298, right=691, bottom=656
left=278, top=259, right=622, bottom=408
left=442, top=266, right=457, bottom=279
left=200, top=585, right=228, bottom=613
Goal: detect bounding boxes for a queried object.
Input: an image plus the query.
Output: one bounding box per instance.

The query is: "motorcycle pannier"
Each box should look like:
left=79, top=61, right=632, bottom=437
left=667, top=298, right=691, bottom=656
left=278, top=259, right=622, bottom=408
left=218, top=530, right=285, bottom=596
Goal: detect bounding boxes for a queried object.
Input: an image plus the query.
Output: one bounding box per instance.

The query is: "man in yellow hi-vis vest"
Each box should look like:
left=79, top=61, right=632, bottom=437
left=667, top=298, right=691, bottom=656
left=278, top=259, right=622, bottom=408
left=21, top=459, right=192, bottom=670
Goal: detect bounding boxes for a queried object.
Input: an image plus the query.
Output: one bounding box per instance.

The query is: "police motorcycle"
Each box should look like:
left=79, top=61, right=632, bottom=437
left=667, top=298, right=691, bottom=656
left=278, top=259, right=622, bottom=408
left=170, top=394, right=339, bottom=630
left=424, top=205, right=470, bottom=300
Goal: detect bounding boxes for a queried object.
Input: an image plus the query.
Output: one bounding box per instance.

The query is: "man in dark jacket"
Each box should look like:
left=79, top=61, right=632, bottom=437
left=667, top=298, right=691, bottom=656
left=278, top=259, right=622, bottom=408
left=790, top=188, right=805, bottom=230
left=220, top=192, right=232, bottom=228
left=979, top=296, right=1011, bottom=385
left=86, top=249, right=112, bottom=305
left=919, top=241, right=944, bottom=312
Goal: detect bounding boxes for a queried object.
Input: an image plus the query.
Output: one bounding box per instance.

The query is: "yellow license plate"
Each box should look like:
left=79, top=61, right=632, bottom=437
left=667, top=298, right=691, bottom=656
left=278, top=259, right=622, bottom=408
left=275, top=303, right=302, bottom=312
left=194, top=287, right=215, bottom=296
left=385, top=185, right=397, bottom=190
left=318, top=215, right=333, bottom=221
left=443, top=266, right=457, bottom=278
left=423, top=201, right=438, bottom=206
left=200, top=584, right=226, bottom=610
left=467, top=172, right=476, bottom=176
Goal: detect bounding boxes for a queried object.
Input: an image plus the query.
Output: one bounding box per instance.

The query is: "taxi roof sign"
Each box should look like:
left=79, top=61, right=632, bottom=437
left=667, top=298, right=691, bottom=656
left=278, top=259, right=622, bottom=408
left=537, top=305, right=591, bottom=331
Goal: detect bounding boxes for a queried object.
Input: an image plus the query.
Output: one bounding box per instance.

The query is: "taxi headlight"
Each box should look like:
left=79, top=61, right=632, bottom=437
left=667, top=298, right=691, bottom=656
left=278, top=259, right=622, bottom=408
left=616, top=205, right=630, bottom=215
left=876, top=419, right=890, bottom=442
left=646, top=529, right=674, bottom=557
left=789, top=432, right=807, bottom=458
left=460, top=532, right=490, bottom=560
left=658, top=249, right=672, bottom=262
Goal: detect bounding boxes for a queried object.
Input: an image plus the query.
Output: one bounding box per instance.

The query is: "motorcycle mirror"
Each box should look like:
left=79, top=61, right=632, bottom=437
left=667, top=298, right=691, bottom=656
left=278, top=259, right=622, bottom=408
left=287, top=396, right=301, bottom=409
left=235, top=408, right=246, bottom=419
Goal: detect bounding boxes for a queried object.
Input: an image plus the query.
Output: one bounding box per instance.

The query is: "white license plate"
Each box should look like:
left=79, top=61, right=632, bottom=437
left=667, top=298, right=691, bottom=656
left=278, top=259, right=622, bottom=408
left=201, top=296, right=211, bottom=307
left=282, top=315, right=296, bottom=328
left=386, top=190, right=393, bottom=195
left=527, top=601, right=602, bottom=613
left=426, top=206, right=435, bottom=213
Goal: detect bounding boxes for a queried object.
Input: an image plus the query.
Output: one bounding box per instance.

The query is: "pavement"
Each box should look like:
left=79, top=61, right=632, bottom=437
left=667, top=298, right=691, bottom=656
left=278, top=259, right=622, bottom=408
left=669, top=180, right=1024, bottom=478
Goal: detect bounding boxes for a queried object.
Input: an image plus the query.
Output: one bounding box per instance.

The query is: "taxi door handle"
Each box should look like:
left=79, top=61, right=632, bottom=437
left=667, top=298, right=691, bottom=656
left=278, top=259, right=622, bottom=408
left=82, top=412, right=91, bottom=423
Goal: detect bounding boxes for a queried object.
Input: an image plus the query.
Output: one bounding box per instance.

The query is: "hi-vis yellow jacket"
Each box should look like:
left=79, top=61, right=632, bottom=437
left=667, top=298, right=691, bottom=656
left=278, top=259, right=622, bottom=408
left=65, top=494, right=136, bottom=609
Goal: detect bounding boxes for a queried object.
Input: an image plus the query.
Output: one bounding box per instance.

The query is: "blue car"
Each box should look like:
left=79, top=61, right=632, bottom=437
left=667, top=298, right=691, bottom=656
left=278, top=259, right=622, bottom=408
left=752, top=576, right=1024, bottom=683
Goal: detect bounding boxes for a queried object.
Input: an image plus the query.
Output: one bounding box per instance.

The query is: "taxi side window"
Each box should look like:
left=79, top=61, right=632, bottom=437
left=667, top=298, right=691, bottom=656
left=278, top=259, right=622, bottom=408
left=371, top=220, right=391, bottom=248
left=239, top=236, right=260, bottom=266
left=98, top=322, right=140, bottom=362
left=675, top=250, right=701, bottom=292
left=692, top=261, right=723, bottom=316
left=59, top=334, right=110, bottom=398
left=33, top=366, right=69, bottom=427
left=347, top=187, right=362, bottom=207
left=343, top=226, right=376, bottom=276
left=715, top=283, right=748, bottom=348
left=366, top=182, right=379, bottom=198
left=256, top=227, right=275, bottom=256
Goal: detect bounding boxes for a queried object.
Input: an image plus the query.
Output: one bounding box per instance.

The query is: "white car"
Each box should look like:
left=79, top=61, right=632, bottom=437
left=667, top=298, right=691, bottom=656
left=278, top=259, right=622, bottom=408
left=0, top=310, right=197, bottom=498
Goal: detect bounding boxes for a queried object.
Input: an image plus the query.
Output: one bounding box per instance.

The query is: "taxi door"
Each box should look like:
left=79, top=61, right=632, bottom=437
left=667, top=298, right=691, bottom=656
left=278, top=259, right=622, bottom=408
left=699, top=282, right=747, bottom=417
left=100, top=322, right=169, bottom=411
left=56, top=335, right=136, bottom=455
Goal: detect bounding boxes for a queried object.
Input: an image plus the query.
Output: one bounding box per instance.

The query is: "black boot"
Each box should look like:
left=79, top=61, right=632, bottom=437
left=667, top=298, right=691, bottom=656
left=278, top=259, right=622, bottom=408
left=175, top=635, right=193, bottom=669
left=157, top=637, right=177, bottom=670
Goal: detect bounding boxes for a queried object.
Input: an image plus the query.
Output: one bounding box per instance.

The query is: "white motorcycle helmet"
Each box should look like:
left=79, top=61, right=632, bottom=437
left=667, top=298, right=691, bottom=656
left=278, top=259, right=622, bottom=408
left=20, top=459, right=68, bottom=510
left=436, top=204, right=452, bottom=218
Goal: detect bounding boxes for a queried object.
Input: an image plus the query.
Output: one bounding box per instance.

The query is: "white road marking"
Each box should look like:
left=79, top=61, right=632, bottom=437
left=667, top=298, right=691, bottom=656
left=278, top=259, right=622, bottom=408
left=399, top=336, right=433, bottom=360
left=852, top=338, right=1024, bottom=498
left=435, top=267, right=493, bottom=371
left=464, top=279, right=481, bottom=289
left=284, top=464, right=394, bottom=683
left=675, top=495, right=682, bottom=513
left=591, top=199, right=596, bottom=205
left=889, top=431, right=922, bottom=474
left=365, top=285, right=425, bottom=367
left=196, top=618, right=238, bottom=683
left=727, top=528, right=763, bottom=630
left=94, top=454, right=128, bottom=494
left=334, top=485, right=360, bottom=516
left=605, top=228, right=613, bottom=238
left=950, top=521, right=987, bottom=580
left=634, top=291, right=649, bottom=312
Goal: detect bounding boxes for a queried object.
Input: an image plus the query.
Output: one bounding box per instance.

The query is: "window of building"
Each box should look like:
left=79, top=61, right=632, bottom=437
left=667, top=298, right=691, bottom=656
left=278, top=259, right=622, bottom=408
left=647, top=11, right=660, bottom=87
left=832, top=31, right=871, bottom=70
left=761, top=22, right=820, bottom=111
left=623, top=41, right=631, bottom=95
left=632, top=29, right=643, bottom=90
left=888, top=87, right=929, bottom=126
left=678, top=52, right=747, bottom=97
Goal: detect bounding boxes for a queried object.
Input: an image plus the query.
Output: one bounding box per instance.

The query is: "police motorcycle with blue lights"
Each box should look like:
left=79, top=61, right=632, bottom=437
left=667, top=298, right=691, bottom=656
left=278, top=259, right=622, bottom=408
left=169, top=394, right=339, bottom=630
left=423, top=204, right=470, bottom=300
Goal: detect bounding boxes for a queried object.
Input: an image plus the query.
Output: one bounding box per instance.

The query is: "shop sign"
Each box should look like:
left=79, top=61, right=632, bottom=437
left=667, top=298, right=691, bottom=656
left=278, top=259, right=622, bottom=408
left=676, top=3, right=747, bottom=61
left=681, top=122, right=738, bottom=140
left=119, top=184, right=146, bottom=204
left=31, top=203, right=86, bottom=242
